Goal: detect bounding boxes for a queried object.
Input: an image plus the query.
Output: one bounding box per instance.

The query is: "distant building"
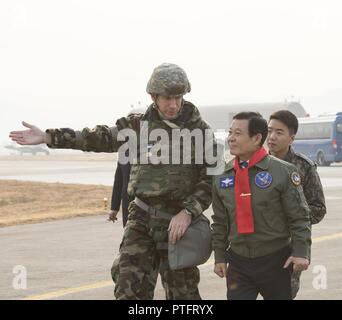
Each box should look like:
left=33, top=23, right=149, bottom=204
left=197, top=101, right=308, bottom=131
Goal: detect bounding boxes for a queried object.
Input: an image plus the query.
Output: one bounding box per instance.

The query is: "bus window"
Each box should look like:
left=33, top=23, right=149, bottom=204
left=296, top=122, right=332, bottom=140
left=337, top=123, right=342, bottom=133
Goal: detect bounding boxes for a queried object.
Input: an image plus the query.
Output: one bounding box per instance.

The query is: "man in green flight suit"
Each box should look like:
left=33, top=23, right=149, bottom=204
left=9, top=63, right=215, bottom=300
left=211, top=111, right=311, bottom=300
left=267, top=110, right=326, bottom=298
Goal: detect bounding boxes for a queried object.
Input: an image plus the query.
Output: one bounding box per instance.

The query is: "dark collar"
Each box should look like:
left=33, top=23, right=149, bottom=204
left=282, top=146, right=296, bottom=163
left=226, top=155, right=271, bottom=172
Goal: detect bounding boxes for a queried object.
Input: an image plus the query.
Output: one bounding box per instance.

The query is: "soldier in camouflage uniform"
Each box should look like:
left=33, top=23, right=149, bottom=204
left=267, top=110, right=326, bottom=299
left=9, top=63, right=214, bottom=300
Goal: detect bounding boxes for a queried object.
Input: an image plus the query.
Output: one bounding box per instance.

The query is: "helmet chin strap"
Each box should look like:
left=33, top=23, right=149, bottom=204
left=153, top=98, right=184, bottom=120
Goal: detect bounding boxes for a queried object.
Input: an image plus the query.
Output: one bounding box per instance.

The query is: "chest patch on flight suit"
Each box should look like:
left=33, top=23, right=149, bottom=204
left=291, top=171, right=301, bottom=186
left=255, top=171, right=273, bottom=189
left=220, top=176, right=235, bottom=188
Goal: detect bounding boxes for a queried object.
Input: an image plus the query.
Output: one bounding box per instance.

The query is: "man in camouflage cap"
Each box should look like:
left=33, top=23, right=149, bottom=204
left=9, top=63, right=214, bottom=300
left=267, top=110, right=326, bottom=298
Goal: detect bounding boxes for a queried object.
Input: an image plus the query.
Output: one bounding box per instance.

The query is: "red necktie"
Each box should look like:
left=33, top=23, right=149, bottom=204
left=233, top=147, right=268, bottom=234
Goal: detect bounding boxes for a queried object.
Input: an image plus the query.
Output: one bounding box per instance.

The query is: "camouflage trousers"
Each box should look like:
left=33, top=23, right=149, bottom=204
left=111, top=202, right=201, bottom=300
left=291, top=270, right=302, bottom=299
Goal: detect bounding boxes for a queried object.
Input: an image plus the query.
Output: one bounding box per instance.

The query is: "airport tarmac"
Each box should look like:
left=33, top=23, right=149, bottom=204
left=0, top=158, right=342, bottom=300
left=1, top=158, right=342, bottom=188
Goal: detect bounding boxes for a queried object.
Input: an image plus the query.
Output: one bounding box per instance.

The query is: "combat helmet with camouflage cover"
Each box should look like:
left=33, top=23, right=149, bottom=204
left=146, top=63, right=191, bottom=96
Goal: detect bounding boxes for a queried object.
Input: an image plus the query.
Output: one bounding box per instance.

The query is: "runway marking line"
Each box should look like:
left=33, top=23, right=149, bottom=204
left=23, top=231, right=342, bottom=300
left=23, top=280, right=113, bottom=300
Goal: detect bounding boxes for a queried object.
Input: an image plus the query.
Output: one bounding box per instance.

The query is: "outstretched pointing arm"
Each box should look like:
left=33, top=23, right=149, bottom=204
left=9, top=121, right=51, bottom=145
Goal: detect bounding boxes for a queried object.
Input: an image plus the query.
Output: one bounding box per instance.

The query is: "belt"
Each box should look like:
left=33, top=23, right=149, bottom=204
left=230, top=239, right=291, bottom=259
left=134, top=197, right=174, bottom=220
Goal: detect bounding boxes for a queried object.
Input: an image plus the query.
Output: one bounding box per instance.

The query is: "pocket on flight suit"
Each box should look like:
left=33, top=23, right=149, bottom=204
left=259, top=202, right=286, bottom=233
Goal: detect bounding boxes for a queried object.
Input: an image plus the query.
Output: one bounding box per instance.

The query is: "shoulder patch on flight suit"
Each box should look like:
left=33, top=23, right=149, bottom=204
left=291, top=171, right=301, bottom=186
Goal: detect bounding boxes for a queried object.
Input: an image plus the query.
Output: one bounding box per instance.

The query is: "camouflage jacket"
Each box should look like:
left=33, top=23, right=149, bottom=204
left=46, top=101, right=214, bottom=218
left=283, top=146, right=326, bottom=224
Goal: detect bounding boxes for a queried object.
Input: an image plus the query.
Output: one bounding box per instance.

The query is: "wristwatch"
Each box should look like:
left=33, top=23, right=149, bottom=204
left=184, top=208, right=192, bottom=217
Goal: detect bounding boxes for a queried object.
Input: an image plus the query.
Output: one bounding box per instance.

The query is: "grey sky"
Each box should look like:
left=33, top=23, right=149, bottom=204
left=1, top=0, right=342, bottom=148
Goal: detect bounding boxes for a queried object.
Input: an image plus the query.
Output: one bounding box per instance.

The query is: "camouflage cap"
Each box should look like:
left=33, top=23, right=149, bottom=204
left=146, top=63, right=191, bottom=96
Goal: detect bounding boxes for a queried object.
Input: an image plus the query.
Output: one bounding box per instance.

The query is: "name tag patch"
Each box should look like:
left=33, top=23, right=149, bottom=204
left=220, top=176, right=235, bottom=188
